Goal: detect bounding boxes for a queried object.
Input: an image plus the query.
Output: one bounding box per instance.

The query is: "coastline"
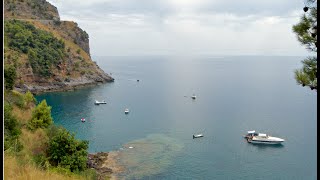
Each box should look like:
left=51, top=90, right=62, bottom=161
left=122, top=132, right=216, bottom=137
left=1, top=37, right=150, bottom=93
left=14, top=76, right=114, bottom=95
left=87, top=151, right=123, bottom=180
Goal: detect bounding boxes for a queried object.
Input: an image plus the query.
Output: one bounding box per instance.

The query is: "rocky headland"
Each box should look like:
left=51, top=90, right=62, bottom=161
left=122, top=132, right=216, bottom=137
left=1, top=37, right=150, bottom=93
left=4, top=0, right=114, bottom=94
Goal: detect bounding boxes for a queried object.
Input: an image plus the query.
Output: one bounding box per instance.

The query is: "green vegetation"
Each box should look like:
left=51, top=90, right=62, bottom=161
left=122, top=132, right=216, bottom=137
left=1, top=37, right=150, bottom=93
left=4, top=89, right=96, bottom=179
left=5, top=90, right=27, bottom=108
left=292, top=0, right=317, bottom=90
left=4, top=20, right=66, bottom=77
left=4, top=64, right=17, bottom=90
left=28, top=100, right=53, bottom=130
left=294, top=57, right=317, bottom=89
left=4, top=102, right=22, bottom=152
left=47, top=126, right=89, bottom=172
left=25, top=90, right=37, bottom=105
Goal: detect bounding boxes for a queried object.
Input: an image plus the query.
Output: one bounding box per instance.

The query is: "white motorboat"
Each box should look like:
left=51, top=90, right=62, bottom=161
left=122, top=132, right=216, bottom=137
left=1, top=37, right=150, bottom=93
left=94, top=100, right=107, bottom=105
left=245, top=131, right=285, bottom=144
left=193, top=134, right=204, bottom=139
left=191, top=94, right=196, bottom=99
left=125, top=108, right=129, bottom=114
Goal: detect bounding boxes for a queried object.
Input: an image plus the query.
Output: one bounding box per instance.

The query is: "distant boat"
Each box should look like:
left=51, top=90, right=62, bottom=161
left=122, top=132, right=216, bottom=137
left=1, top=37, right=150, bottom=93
left=94, top=100, right=107, bottom=105
left=245, top=130, right=285, bottom=144
left=193, top=134, right=203, bottom=139
left=137, top=79, right=140, bottom=82
left=125, top=108, right=129, bottom=114
left=81, top=118, right=86, bottom=122
left=191, top=94, right=196, bottom=99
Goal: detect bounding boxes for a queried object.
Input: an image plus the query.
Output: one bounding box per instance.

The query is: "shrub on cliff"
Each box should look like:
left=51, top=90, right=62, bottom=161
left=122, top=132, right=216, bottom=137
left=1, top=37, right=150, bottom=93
left=28, top=100, right=53, bottom=130
left=25, top=91, right=37, bottom=106
left=4, top=102, right=22, bottom=152
left=4, top=64, right=17, bottom=90
left=47, top=126, right=89, bottom=172
left=4, top=20, right=65, bottom=77
left=5, top=90, right=26, bottom=109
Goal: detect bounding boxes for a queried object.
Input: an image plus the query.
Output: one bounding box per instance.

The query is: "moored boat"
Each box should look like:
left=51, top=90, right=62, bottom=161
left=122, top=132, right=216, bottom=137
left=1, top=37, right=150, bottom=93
left=245, top=131, right=285, bottom=144
left=193, top=134, right=204, bottom=139
left=94, top=100, right=107, bottom=105
left=125, top=108, right=129, bottom=114
left=191, top=94, right=196, bottom=99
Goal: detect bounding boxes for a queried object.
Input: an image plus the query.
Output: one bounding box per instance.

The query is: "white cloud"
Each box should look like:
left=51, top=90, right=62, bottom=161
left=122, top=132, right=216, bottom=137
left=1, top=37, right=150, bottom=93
left=47, top=0, right=309, bottom=56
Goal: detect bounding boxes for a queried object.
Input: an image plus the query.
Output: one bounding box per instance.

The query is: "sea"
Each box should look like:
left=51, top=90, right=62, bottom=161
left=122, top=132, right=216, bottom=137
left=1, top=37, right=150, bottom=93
left=36, top=55, right=317, bottom=180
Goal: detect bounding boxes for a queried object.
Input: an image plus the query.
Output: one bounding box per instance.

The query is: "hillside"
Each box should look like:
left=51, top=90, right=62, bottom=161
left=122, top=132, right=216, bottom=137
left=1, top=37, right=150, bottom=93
left=4, top=90, right=100, bottom=179
left=4, top=0, right=114, bottom=94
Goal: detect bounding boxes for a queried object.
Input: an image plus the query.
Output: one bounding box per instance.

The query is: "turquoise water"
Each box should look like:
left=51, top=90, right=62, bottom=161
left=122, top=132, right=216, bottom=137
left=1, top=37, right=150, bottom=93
left=36, top=56, right=317, bottom=179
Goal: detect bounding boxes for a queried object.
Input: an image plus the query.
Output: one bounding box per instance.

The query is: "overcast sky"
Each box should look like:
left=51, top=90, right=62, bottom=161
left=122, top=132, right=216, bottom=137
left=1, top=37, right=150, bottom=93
left=48, top=0, right=311, bottom=56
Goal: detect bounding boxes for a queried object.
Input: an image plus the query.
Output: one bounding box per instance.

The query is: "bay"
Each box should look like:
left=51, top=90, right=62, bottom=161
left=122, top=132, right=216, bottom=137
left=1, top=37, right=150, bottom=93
left=36, top=56, right=317, bottom=179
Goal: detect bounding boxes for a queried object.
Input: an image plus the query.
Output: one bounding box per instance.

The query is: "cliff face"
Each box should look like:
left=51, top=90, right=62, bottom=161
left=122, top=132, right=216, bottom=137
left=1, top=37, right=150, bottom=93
left=4, top=0, right=114, bottom=94
left=4, top=0, right=60, bottom=20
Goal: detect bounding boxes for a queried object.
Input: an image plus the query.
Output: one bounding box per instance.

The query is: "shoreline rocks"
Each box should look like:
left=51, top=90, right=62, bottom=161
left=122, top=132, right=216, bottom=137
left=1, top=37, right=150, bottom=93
left=87, top=152, right=113, bottom=180
left=14, top=75, right=114, bottom=95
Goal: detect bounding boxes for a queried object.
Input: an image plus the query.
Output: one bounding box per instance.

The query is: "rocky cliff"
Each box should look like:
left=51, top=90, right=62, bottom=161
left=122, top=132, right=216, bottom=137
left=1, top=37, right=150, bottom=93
left=4, top=0, right=114, bottom=94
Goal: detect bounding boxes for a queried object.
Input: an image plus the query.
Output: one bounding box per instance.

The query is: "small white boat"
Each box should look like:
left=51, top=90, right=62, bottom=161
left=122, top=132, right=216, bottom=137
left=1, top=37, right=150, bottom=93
left=125, top=108, right=129, bottom=114
left=193, top=134, right=204, bottom=139
left=94, top=100, right=107, bottom=105
left=81, top=118, right=86, bottom=122
left=245, top=131, right=285, bottom=144
left=191, top=94, right=196, bottom=99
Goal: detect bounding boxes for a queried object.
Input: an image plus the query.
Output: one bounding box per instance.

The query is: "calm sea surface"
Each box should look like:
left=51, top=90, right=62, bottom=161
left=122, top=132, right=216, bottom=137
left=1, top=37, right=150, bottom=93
left=36, top=56, right=317, bottom=179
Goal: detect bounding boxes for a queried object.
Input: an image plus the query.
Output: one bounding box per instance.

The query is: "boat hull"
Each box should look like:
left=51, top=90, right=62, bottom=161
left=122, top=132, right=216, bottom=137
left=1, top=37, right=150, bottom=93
left=193, top=135, right=204, bottom=139
left=248, top=139, right=284, bottom=144
left=94, top=102, right=107, bottom=105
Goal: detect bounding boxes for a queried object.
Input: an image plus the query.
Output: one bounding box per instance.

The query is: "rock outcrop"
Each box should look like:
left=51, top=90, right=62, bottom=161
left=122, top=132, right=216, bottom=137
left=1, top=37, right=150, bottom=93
left=4, top=0, right=114, bottom=94
left=87, top=152, right=113, bottom=180
left=4, top=0, right=60, bottom=20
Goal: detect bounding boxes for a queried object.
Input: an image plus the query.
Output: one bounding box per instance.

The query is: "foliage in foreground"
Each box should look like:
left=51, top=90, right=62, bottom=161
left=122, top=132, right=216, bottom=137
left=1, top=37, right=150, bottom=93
left=4, top=64, right=17, bottom=90
left=4, top=90, right=94, bottom=178
left=47, top=126, right=89, bottom=172
left=4, top=102, right=22, bottom=152
left=4, top=153, right=95, bottom=180
left=292, top=0, right=317, bottom=91
left=28, top=100, right=53, bottom=130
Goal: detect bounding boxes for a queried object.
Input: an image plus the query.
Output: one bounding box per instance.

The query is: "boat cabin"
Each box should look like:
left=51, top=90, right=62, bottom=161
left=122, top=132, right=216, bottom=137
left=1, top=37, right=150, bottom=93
left=245, top=130, right=259, bottom=138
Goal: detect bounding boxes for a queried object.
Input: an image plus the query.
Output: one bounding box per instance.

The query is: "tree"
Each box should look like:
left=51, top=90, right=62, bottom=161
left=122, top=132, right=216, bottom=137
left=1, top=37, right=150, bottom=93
left=4, top=64, right=17, bottom=90
left=24, top=90, right=36, bottom=105
left=28, top=100, right=53, bottom=130
left=47, top=126, right=89, bottom=172
left=4, top=102, right=22, bottom=151
left=292, top=0, right=317, bottom=91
